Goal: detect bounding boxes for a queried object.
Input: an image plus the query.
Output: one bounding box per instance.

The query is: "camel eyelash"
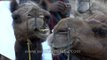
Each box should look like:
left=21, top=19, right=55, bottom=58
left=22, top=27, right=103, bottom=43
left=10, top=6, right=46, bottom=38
left=57, top=28, right=68, bottom=34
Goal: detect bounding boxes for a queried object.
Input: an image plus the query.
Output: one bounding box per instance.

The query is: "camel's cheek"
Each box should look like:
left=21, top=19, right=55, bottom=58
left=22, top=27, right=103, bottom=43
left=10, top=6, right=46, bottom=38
left=54, top=34, right=68, bottom=41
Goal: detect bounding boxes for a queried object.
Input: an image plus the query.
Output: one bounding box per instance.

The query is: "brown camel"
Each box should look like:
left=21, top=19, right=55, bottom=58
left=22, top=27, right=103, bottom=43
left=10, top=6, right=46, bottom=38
left=48, top=15, right=107, bottom=60
left=11, top=1, right=50, bottom=60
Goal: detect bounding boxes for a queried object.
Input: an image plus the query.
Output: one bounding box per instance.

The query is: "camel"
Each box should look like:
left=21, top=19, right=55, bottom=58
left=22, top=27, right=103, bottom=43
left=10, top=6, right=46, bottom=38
left=74, top=0, right=107, bottom=19
left=48, top=15, right=107, bottom=60
left=68, top=0, right=107, bottom=18
left=11, top=1, right=50, bottom=60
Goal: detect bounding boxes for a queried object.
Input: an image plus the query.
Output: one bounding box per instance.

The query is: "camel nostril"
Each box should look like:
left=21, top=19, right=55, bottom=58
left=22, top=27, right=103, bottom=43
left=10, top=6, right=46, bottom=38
left=45, top=16, right=50, bottom=19
left=34, top=28, right=38, bottom=31
left=44, top=16, right=51, bottom=22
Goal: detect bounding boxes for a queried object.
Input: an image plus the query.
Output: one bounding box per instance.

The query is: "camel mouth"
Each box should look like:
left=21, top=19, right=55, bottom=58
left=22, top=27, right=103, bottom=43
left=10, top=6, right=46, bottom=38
left=36, top=29, right=49, bottom=33
left=33, top=25, right=50, bottom=40
left=34, top=24, right=50, bottom=34
left=50, top=42, right=73, bottom=55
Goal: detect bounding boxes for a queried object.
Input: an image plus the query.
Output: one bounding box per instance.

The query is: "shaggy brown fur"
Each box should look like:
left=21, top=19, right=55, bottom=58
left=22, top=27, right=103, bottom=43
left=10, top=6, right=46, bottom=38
left=48, top=15, right=107, bottom=60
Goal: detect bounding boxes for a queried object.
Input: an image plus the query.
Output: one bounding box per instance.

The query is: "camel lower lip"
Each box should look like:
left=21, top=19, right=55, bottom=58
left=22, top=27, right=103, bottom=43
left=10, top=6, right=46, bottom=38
left=39, top=29, right=50, bottom=32
left=34, top=28, right=49, bottom=32
left=34, top=28, right=50, bottom=35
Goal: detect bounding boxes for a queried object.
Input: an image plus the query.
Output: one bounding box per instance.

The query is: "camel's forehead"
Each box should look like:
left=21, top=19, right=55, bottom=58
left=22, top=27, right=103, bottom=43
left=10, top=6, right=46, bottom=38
left=18, top=1, right=39, bottom=9
left=53, top=18, right=70, bottom=31
left=54, top=17, right=92, bottom=33
left=54, top=18, right=85, bottom=29
left=14, top=2, right=40, bottom=14
left=17, top=6, right=32, bottom=14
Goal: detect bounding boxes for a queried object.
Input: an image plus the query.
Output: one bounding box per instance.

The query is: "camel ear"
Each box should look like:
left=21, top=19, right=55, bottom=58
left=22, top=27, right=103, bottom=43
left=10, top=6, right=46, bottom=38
left=10, top=0, right=19, bottom=12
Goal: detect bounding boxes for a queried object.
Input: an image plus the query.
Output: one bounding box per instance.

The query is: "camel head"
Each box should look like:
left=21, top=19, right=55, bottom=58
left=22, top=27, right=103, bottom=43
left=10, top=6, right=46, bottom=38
left=48, top=17, right=94, bottom=54
left=12, top=1, right=50, bottom=42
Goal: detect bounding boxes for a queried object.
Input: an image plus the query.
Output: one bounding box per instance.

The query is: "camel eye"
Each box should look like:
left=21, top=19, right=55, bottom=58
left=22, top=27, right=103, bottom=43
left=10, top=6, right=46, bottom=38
left=28, top=14, right=32, bottom=16
left=57, top=28, right=68, bottom=34
left=58, top=30, right=66, bottom=32
left=12, top=14, right=22, bottom=23
left=27, top=14, right=33, bottom=17
left=53, top=47, right=58, bottom=50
